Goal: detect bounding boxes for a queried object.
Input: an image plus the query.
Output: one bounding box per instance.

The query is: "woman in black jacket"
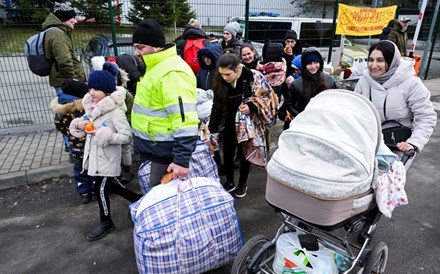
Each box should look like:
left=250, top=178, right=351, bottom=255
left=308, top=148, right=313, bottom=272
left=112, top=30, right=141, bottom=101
left=284, top=47, right=337, bottom=129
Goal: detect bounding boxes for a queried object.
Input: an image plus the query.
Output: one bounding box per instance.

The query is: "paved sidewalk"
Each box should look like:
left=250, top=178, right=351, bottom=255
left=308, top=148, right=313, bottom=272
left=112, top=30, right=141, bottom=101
left=1, top=78, right=440, bottom=191
left=0, top=130, right=72, bottom=190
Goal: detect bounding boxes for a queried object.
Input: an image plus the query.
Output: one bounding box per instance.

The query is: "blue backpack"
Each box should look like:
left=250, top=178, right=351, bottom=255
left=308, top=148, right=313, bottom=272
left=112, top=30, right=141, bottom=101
left=24, top=27, right=57, bottom=77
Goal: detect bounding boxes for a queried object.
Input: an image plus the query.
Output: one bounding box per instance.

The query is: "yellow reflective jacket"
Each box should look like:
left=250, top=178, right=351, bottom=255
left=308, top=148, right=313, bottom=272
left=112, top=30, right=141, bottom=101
left=132, top=45, right=199, bottom=167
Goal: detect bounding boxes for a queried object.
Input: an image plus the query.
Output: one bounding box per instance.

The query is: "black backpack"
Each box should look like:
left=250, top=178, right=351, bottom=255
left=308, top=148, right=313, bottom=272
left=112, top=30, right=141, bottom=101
left=24, top=27, right=57, bottom=76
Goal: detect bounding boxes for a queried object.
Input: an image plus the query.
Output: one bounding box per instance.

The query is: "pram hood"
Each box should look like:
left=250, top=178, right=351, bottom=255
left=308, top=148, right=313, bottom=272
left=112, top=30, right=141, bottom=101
left=267, top=89, right=381, bottom=199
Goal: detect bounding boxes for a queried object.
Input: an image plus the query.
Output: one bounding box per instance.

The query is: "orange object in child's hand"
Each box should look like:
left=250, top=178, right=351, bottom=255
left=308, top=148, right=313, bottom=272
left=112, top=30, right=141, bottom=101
left=85, top=123, right=95, bottom=131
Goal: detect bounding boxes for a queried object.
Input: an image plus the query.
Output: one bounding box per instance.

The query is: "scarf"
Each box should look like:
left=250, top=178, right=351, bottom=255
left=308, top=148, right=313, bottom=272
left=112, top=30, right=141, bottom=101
left=369, top=42, right=401, bottom=84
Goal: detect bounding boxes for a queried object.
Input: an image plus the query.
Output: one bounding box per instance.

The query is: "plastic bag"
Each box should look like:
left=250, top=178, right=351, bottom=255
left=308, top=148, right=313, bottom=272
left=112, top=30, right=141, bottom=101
left=273, top=232, right=338, bottom=274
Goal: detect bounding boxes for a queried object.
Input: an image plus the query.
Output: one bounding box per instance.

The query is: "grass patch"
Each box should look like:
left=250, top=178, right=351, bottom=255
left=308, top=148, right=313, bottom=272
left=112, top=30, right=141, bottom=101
left=0, top=24, right=221, bottom=55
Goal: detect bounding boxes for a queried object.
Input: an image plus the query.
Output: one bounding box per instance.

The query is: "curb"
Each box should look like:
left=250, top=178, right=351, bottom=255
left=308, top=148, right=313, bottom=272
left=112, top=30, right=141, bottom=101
left=0, top=162, right=73, bottom=191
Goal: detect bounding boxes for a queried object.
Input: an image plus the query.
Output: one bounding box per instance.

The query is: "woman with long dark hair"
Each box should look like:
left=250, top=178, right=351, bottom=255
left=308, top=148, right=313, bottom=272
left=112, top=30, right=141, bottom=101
left=209, top=53, right=277, bottom=198
left=283, top=48, right=337, bottom=128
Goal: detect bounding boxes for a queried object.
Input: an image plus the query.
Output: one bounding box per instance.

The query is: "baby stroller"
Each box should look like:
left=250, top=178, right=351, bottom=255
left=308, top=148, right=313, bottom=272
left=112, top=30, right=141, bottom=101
left=232, top=89, right=391, bottom=274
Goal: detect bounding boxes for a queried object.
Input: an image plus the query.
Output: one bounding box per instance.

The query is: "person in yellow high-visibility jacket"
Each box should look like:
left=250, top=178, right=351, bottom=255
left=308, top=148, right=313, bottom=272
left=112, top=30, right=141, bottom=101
left=132, top=19, right=199, bottom=187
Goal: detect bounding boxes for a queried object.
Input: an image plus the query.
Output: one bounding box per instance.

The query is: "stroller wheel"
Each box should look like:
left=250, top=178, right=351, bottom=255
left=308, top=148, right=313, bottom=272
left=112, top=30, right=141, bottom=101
left=362, top=241, right=388, bottom=274
left=231, top=235, right=275, bottom=274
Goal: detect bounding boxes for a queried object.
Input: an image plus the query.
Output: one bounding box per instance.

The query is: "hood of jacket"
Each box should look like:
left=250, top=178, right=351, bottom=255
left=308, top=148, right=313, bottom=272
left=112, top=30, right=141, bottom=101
left=42, top=13, right=69, bottom=33
left=197, top=42, right=222, bottom=70
left=82, top=86, right=127, bottom=121
left=364, top=57, right=414, bottom=90
left=50, top=97, right=83, bottom=115
left=183, top=26, right=207, bottom=39
left=301, top=47, right=324, bottom=72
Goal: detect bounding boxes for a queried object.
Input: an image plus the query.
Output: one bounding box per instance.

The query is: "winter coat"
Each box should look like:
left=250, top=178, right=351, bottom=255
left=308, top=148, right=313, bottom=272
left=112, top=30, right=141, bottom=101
left=132, top=44, right=199, bottom=168
left=115, top=54, right=146, bottom=95
left=284, top=48, right=337, bottom=117
left=70, top=87, right=131, bottom=177
left=221, top=36, right=245, bottom=57
left=209, top=66, right=278, bottom=136
left=50, top=97, right=86, bottom=160
left=354, top=58, right=437, bottom=151
left=42, top=13, right=85, bottom=87
left=242, top=57, right=260, bottom=70
left=388, top=21, right=408, bottom=57
left=196, top=42, right=222, bottom=90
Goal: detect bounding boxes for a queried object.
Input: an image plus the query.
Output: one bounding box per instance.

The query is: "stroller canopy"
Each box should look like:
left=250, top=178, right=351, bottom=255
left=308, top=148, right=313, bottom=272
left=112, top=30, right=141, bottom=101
left=267, top=89, right=381, bottom=199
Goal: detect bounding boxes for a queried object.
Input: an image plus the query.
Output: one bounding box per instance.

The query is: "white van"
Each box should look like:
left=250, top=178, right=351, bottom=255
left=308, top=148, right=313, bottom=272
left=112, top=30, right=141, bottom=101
left=231, top=16, right=343, bottom=65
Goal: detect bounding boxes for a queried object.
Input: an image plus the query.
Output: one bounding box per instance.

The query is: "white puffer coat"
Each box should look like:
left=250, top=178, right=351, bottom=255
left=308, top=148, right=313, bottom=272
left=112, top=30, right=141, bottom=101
left=70, top=87, right=131, bottom=176
left=354, top=58, right=437, bottom=151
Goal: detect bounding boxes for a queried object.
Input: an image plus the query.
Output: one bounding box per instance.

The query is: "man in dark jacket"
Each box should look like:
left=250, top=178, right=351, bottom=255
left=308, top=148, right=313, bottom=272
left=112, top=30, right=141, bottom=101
left=42, top=2, right=85, bottom=158
left=388, top=17, right=411, bottom=57
left=43, top=2, right=85, bottom=94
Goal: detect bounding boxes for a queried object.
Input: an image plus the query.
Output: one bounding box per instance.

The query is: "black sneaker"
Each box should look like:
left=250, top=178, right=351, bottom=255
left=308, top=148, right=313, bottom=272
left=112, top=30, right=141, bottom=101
left=223, top=181, right=236, bottom=193
left=86, top=221, right=115, bottom=241
left=235, top=183, right=247, bottom=198
left=80, top=193, right=91, bottom=204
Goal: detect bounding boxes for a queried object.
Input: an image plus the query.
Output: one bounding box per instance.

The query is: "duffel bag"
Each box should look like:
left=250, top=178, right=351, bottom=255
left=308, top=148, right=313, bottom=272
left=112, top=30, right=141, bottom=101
left=138, top=141, right=220, bottom=194
left=130, top=177, right=242, bottom=274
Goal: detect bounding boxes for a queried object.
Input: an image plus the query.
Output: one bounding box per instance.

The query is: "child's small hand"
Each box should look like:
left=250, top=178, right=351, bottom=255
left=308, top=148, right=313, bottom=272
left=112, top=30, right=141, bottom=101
left=76, top=120, right=88, bottom=130
left=85, top=123, right=98, bottom=135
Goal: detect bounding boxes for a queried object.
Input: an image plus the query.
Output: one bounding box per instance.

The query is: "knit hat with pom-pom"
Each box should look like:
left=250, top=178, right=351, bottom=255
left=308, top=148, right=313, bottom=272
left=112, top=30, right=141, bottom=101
left=88, top=70, right=116, bottom=94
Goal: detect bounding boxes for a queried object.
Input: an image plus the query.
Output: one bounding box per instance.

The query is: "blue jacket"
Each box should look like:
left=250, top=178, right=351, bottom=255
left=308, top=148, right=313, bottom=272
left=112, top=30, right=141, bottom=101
left=196, top=43, right=222, bottom=90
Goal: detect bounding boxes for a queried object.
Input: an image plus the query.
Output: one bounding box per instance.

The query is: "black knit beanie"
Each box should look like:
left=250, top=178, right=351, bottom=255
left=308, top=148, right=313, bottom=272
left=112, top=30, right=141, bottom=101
left=62, top=79, right=89, bottom=99
left=88, top=70, right=116, bottom=94
left=53, top=2, right=76, bottom=22
left=132, top=19, right=166, bottom=47
left=284, top=30, right=298, bottom=40
left=303, top=52, right=321, bottom=65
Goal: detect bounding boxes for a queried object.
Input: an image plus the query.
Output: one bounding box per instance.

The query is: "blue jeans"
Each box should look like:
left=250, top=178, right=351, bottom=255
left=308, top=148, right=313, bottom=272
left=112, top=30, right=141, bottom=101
left=73, top=157, right=94, bottom=195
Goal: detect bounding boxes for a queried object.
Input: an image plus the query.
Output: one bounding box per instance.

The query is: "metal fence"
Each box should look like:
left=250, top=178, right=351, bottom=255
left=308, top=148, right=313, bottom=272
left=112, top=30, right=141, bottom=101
left=0, top=0, right=439, bottom=132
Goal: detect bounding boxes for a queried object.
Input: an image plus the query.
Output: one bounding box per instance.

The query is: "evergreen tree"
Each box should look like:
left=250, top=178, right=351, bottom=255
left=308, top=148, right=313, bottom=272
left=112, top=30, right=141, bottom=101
left=71, top=0, right=122, bottom=24
left=127, top=0, right=196, bottom=27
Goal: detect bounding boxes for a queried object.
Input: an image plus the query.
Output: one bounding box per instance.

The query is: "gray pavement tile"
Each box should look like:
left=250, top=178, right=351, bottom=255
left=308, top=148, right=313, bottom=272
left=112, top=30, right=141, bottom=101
left=9, top=166, right=20, bottom=173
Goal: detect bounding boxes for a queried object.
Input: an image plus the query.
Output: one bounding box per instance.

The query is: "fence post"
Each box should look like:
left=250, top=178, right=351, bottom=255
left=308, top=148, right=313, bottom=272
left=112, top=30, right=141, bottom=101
left=245, top=0, right=249, bottom=41
left=328, top=0, right=339, bottom=64
left=108, top=0, right=118, bottom=56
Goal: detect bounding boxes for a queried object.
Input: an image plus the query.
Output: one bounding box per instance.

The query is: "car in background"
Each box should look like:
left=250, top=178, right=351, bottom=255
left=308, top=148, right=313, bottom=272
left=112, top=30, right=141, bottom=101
left=76, top=34, right=135, bottom=79
left=340, top=39, right=368, bottom=68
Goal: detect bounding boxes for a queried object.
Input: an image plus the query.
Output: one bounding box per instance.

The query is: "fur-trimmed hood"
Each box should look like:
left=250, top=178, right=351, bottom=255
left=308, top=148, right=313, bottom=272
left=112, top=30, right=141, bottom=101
left=82, top=86, right=127, bottom=121
left=50, top=97, right=84, bottom=115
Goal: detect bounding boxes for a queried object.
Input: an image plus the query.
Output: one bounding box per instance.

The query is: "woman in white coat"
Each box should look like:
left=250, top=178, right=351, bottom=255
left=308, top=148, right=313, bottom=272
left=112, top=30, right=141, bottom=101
left=354, top=40, right=436, bottom=153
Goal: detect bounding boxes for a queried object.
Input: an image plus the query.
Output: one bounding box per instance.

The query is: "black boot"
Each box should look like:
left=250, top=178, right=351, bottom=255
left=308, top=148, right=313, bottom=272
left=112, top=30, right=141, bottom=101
left=121, top=165, right=133, bottom=184
left=86, top=220, right=115, bottom=241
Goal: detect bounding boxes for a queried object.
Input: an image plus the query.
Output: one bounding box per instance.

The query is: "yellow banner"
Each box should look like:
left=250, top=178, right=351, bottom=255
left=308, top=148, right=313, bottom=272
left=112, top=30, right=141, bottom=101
left=336, top=4, right=397, bottom=36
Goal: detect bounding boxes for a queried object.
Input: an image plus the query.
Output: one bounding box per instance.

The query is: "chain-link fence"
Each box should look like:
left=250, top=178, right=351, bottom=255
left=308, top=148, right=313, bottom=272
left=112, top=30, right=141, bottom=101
left=0, top=0, right=439, bottom=132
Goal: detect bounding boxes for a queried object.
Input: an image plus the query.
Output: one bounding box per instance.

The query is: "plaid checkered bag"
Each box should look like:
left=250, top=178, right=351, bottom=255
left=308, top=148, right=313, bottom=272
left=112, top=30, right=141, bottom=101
left=130, top=177, right=243, bottom=274
left=137, top=141, right=220, bottom=194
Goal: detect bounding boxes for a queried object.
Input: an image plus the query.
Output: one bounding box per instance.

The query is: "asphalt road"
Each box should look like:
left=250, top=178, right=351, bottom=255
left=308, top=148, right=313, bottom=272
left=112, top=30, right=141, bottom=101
left=0, top=119, right=439, bottom=273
